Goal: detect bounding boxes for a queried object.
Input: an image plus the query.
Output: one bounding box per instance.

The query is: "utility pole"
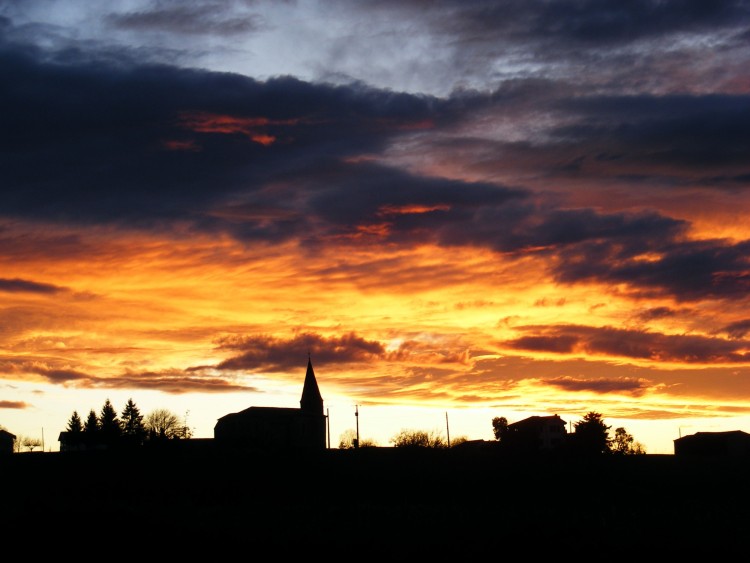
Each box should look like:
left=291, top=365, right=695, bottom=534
left=445, top=412, right=450, bottom=447
left=355, top=404, right=360, bottom=448
left=326, top=408, right=330, bottom=449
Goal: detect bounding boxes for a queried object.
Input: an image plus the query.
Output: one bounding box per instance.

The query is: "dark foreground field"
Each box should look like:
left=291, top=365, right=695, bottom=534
left=2, top=445, right=749, bottom=555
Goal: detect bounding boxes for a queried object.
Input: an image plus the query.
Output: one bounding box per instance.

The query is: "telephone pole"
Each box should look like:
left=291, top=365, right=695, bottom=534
left=445, top=412, right=450, bottom=447
left=355, top=404, right=360, bottom=448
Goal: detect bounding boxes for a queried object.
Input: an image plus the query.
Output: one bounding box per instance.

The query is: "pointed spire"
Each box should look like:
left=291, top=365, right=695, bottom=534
left=300, top=355, right=323, bottom=415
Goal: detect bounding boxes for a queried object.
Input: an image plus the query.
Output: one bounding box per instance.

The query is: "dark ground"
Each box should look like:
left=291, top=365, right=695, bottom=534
left=2, top=445, right=748, bottom=555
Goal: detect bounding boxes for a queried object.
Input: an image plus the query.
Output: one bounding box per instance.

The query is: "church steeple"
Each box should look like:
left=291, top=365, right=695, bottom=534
left=300, top=354, right=323, bottom=415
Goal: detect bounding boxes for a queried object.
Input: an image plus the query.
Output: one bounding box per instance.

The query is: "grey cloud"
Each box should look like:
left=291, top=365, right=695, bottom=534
left=554, top=238, right=750, bottom=302
left=506, top=324, right=750, bottom=363
left=0, top=359, right=91, bottom=383
left=214, top=331, right=385, bottom=372
left=3, top=18, right=750, bottom=304
left=103, top=370, right=257, bottom=393
left=720, top=319, right=750, bottom=339
left=545, top=375, right=648, bottom=396
left=0, top=278, right=65, bottom=294
left=420, top=0, right=750, bottom=46
left=554, top=94, right=750, bottom=170
left=0, top=36, right=449, bottom=232
left=635, top=307, right=679, bottom=322
left=343, top=0, right=750, bottom=96
left=354, top=0, right=750, bottom=54
left=108, top=3, right=263, bottom=36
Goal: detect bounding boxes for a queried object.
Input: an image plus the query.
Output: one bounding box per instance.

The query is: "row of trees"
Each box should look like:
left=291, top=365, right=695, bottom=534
left=337, top=428, right=470, bottom=449
left=338, top=411, right=646, bottom=455
left=8, top=434, right=42, bottom=453
left=62, top=398, right=192, bottom=449
left=11, top=404, right=644, bottom=453
left=492, top=411, right=646, bottom=456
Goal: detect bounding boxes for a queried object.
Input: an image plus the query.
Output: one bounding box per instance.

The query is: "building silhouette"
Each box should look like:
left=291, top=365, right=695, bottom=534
left=213, top=356, right=326, bottom=450
left=674, top=430, right=750, bottom=457
left=506, top=414, right=568, bottom=452
left=0, top=429, right=15, bottom=455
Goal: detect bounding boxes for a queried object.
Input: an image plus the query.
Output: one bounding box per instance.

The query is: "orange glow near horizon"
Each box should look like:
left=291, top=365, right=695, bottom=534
left=3, top=215, right=750, bottom=455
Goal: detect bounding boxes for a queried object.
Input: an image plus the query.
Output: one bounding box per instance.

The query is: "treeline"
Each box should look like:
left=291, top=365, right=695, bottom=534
left=14, top=399, right=646, bottom=455
left=60, top=398, right=191, bottom=450
left=339, top=411, right=646, bottom=456
left=491, top=411, right=646, bottom=456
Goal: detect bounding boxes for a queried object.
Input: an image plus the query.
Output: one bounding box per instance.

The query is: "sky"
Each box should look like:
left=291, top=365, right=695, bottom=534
left=2, top=0, right=750, bottom=454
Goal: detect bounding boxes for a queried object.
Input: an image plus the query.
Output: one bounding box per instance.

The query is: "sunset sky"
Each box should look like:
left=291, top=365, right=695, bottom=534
left=3, top=1, right=750, bottom=454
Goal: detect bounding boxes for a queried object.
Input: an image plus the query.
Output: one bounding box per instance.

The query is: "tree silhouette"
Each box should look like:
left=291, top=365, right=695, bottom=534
left=66, top=411, right=83, bottom=434
left=84, top=409, right=99, bottom=432
left=492, top=416, right=509, bottom=442
left=82, top=409, right=100, bottom=448
left=338, top=428, right=378, bottom=448
left=572, top=411, right=611, bottom=456
left=63, top=410, right=84, bottom=450
left=21, top=436, right=42, bottom=452
left=449, top=435, right=469, bottom=447
left=12, top=434, right=24, bottom=453
left=144, top=408, right=184, bottom=440
left=120, top=398, right=146, bottom=446
left=612, top=427, right=646, bottom=455
left=99, top=398, right=122, bottom=446
left=390, top=429, right=447, bottom=448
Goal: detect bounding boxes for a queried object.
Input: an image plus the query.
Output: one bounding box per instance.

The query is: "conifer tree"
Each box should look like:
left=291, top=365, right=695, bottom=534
left=99, top=398, right=122, bottom=445
left=83, top=409, right=100, bottom=448
left=84, top=409, right=99, bottom=434
left=61, top=410, right=84, bottom=450
left=66, top=411, right=83, bottom=434
left=120, top=398, right=146, bottom=445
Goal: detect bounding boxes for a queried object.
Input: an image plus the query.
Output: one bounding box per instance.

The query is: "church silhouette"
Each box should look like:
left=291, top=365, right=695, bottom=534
left=213, top=356, right=326, bottom=450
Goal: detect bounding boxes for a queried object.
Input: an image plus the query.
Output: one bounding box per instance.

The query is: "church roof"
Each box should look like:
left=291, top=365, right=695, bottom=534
left=218, top=406, right=301, bottom=421
left=300, top=356, right=323, bottom=413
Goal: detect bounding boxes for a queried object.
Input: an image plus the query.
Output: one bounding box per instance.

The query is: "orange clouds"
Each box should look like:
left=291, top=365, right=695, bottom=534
left=378, top=203, right=451, bottom=215
left=505, top=324, right=750, bottom=366
left=0, top=400, right=30, bottom=409
left=250, top=134, right=276, bottom=146
left=177, top=111, right=302, bottom=145
left=162, top=139, right=201, bottom=152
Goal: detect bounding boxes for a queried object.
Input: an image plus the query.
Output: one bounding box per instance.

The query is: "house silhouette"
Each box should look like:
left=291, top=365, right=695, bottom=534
left=213, top=356, right=326, bottom=451
left=674, top=430, right=750, bottom=457
left=0, top=429, right=15, bottom=455
left=506, top=414, right=568, bottom=452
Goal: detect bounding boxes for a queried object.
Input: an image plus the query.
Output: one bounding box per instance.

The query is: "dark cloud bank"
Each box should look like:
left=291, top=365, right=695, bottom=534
left=2, top=21, right=750, bottom=306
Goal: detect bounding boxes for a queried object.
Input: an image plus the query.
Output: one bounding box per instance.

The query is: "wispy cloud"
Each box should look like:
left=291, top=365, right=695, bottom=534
left=0, top=400, right=30, bottom=409
left=506, top=324, right=750, bottom=364
left=0, top=278, right=65, bottom=294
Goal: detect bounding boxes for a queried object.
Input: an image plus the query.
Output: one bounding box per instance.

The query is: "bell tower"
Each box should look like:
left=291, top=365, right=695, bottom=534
left=300, top=353, right=324, bottom=416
